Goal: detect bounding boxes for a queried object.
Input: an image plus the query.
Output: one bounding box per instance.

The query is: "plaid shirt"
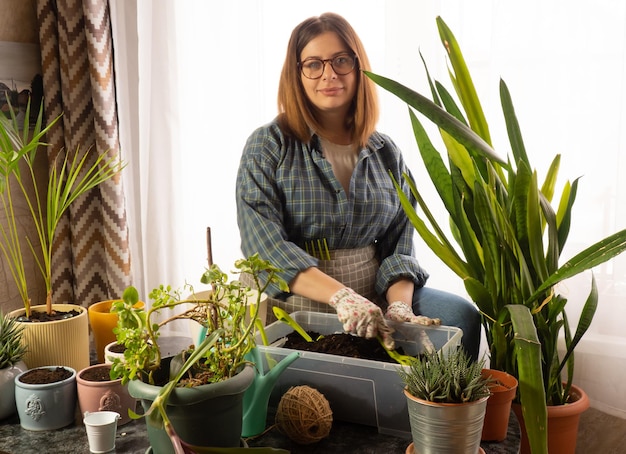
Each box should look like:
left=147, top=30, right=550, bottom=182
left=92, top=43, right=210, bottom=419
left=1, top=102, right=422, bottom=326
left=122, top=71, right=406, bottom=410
left=236, top=120, right=428, bottom=297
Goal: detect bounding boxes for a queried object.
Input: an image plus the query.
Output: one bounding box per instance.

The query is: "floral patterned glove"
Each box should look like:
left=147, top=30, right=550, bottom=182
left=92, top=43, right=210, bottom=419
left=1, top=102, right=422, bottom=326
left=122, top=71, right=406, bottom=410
left=329, top=288, right=395, bottom=350
left=385, top=301, right=442, bottom=326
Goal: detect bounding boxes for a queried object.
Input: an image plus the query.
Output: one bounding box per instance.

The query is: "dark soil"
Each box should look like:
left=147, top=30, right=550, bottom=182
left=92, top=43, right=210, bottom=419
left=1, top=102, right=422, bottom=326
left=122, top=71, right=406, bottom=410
left=80, top=365, right=114, bottom=382
left=282, top=330, right=409, bottom=364
left=19, top=367, right=73, bottom=384
left=15, top=308, right=82, bottom=323
left=108, top=342, right=126, bottom=354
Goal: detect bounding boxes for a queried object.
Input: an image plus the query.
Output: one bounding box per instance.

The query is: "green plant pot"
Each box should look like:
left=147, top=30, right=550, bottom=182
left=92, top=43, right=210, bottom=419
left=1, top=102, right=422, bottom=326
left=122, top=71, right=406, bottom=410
left=128, top=362, right=255, bottom=454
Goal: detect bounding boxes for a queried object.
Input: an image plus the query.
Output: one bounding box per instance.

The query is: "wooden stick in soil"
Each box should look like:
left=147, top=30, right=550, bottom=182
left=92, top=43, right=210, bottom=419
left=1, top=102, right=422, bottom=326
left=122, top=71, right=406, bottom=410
left=206, top=226, right=213, bottom=267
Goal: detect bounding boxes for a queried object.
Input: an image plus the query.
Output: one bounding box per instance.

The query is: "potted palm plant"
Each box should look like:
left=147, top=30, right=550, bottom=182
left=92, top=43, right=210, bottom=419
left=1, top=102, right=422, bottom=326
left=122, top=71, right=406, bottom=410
left=0, top=100, right=124, bottom=372
left=399, top=347, right=491, bottom=454
left=110, top=254, right=292, bottom=454
left=364, top=16, right=626, bottom=454
left=0, top=310, right=27, bottom=420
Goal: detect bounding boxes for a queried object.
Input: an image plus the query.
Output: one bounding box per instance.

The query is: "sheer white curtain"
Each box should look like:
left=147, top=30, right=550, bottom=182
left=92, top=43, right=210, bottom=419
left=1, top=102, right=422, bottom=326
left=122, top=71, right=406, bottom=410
left=111, top=0, right=626, bottom=417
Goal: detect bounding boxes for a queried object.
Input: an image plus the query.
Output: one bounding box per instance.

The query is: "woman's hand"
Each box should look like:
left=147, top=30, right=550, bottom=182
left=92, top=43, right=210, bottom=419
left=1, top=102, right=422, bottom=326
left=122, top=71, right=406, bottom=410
left=385, top=301, right=441, bottom=325
left=329, top=288, right=395, bottom=350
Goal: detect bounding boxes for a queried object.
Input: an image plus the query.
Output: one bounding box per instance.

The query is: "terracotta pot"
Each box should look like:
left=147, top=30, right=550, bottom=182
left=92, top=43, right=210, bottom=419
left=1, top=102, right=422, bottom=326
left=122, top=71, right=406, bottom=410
left=9, top=304, right=90, bottom=372
left=513, top=383, right=590, bottom=454
left=77, top=363, right=136, bottom=425
left=14, top=366, right=77, bottom=431
left=88, top=299, right=143, bottom=363
left=0, top=361, right=28, bottom=420
left=481, top=368, right=518, bottom=441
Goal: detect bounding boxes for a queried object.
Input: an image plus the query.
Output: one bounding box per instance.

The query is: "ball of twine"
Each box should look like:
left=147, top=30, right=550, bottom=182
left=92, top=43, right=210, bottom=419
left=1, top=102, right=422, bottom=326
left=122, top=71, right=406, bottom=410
left=275, top=385, right=333, bottom=444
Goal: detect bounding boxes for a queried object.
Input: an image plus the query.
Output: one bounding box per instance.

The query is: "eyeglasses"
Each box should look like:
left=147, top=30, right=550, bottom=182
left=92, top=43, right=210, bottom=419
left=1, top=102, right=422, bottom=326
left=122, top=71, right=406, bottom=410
left=299, top=54, right=358, bottom=79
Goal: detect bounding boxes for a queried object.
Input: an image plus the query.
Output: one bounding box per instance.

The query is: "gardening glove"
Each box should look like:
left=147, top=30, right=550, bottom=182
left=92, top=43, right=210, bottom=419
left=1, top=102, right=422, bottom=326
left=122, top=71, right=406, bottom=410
left=385, top=301, right=441, bottom=326
left=329, top=287, right=395, bottom=350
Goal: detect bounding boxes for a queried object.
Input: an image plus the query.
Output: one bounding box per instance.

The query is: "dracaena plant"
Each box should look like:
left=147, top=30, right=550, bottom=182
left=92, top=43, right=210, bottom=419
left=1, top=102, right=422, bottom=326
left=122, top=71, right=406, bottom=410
left=0, top=100, right=124, bottom=317
left=365, top=16, right=626, bottom=454
left=110, top=254, right=288, bottom=453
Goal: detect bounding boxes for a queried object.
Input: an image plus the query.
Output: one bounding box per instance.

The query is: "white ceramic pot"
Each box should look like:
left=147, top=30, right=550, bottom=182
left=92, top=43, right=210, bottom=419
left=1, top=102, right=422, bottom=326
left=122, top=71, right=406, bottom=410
left=0, top=360, right=28, bottom=420
left=104, top=341, right=125, bottom=365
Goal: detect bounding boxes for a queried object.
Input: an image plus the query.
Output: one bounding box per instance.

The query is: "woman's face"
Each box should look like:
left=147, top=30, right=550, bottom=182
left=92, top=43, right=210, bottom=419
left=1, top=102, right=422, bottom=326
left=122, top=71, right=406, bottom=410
left=299, top=31, right=357, bottom=118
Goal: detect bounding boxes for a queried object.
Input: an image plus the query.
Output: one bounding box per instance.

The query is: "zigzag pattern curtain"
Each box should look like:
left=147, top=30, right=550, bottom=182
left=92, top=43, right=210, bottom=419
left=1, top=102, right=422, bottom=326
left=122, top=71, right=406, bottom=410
left=35, top=0, right=130, bottom=306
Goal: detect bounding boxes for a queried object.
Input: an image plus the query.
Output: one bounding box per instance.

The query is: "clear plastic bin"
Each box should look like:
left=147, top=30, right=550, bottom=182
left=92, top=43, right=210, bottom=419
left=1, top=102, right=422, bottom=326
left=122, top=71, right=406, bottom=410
left=255, top=311, right=462, bottom=437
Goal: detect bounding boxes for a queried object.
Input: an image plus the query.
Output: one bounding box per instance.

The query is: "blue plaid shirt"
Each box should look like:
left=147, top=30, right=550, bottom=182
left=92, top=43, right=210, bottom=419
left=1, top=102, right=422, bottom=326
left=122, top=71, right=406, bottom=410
left=236, top=119, right=428, bottom=298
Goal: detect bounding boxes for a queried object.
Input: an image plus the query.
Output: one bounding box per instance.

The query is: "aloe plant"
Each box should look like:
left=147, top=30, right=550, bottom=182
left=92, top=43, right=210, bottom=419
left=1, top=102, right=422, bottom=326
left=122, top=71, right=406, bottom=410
left=399, top=347, right=491, bottom=404
left=365, top=16, right=626, bottom=454
left=0, top=310, right=26, bottom=369
left=0, top=101, right=124, bottom=316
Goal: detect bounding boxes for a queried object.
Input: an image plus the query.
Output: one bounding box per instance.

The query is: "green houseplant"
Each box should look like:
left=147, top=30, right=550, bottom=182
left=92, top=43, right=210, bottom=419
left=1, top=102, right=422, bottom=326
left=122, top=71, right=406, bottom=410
left=0, top=101, right=125, bottom=371
left=111, top=254, right=290, bottom=454
left=0, top=102, right=124, bottom=316
left=365, top=16, right=626, bottom=454
left=399, top=347, right=491, bottom=453
left=0, top=310, right=27, bottom=420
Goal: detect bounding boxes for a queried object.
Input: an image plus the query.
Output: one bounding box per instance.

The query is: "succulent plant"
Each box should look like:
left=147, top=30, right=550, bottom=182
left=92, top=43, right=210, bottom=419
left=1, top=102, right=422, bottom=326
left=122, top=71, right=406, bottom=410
left=398, top=347, right=491, bottom=404
left=0, top=310, right=26, bottom=369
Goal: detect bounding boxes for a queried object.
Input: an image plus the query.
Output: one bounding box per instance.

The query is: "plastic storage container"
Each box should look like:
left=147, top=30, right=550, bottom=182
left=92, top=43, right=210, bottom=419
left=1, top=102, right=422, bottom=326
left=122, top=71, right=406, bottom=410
left=255, top=311, right=462, bottom=437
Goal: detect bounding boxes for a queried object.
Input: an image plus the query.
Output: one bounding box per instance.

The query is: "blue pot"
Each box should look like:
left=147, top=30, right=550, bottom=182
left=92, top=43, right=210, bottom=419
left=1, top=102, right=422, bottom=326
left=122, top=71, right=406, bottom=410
left=14, top=366, right=77, bottom=431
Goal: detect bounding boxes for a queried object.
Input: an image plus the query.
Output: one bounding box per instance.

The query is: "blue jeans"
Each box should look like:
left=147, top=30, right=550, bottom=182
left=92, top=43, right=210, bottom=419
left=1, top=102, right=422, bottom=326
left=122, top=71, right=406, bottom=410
left=412, top=286, right=481, bottom=360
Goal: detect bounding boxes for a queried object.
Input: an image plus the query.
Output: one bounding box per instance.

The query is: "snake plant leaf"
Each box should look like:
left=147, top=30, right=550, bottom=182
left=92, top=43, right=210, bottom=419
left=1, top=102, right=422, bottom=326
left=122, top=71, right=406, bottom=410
left=528, top=229, right=626, bottom=302
left=506, top=304, right=547, bottom=454
left=390, top=171, right=469, bottom=279
left=556, top=275, right=598, bottom=381
left=364, top=70, right=505, bottom=166
left=408, top=108, right=455, bottom=213
left=539, top=154, right=560, bottom=206
left=556, top=177, right=578, bottom=253
left=500, top=79, right=530, bottom=167
left=526, top=171, right=549, bottom=284
left=436, top=16, right=492, bottom=145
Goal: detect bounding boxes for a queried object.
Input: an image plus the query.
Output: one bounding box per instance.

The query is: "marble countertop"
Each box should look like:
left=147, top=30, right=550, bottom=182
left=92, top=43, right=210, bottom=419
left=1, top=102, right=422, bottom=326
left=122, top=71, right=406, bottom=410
left=0, top=403, right=519, bottom=454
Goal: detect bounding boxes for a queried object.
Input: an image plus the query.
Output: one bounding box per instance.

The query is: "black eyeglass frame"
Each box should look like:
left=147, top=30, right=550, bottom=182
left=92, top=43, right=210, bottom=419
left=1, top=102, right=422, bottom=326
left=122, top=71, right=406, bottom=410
left=298, top=54, right=359, bottom=80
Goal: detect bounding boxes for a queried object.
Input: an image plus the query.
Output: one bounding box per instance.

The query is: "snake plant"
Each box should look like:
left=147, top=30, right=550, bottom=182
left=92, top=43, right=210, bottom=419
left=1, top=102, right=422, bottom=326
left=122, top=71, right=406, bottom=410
left=365, top=16, right=626, bottom=454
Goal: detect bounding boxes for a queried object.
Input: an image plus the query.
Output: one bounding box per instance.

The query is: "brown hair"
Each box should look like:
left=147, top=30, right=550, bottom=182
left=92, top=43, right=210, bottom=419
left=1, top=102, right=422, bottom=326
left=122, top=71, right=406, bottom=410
left=277, top=12, right=379, bottom=148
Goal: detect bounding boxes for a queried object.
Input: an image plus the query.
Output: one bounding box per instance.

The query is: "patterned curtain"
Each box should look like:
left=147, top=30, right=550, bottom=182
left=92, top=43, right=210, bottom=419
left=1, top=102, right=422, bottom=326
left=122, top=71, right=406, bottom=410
left=35, top=0, right=131, bottom=306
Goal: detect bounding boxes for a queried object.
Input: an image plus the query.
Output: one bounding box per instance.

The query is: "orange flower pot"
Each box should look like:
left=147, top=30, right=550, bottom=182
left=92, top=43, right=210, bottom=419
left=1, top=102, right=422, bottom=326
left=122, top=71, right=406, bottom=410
left=513, top=383, right=590, bottom=454
left=88, top=299, right=144, bottom=363
left=481, top=368, right=518, bottom=442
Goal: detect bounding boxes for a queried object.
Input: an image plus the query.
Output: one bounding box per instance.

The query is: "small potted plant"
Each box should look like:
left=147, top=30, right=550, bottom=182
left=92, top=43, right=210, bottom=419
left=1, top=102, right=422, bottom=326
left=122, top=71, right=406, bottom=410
left=0, top=100, right=125, bottom=372
left=398, top=347, right=491, bottom=454
left=110, top=254, right=291, bottom=454
left=14, top=365, right=77, bottom=431
left=76, top=362, right=136, bottom=426
left=0, top=310, right=27, bottom=420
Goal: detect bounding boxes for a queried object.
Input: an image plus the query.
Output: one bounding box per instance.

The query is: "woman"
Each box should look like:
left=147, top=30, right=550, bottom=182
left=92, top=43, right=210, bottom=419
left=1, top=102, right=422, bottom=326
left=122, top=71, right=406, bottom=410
left=236, top=12, right=480, bottom=358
